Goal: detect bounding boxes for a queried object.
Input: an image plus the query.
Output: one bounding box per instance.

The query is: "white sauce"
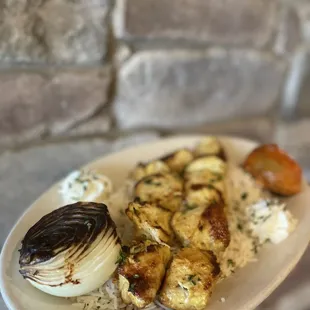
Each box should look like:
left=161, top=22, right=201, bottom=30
left=247, top=199, right=294, bottom=244
left=59, top=170, right=113, bottom=205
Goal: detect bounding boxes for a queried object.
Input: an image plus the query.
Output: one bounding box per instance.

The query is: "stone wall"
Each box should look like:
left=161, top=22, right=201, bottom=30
left=0, top=0, right=310, bottom=168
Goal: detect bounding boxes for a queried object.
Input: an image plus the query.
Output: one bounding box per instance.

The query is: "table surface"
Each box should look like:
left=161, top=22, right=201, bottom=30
left=0, top=136, right=309, bottom=310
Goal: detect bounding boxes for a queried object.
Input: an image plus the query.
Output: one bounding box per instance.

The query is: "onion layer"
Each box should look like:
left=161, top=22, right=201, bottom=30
left=19, top=202, right=121, bottom=297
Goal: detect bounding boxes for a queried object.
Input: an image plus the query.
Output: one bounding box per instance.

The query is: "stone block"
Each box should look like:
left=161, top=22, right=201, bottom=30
left=115, top=0, right=276, bottom=47
left=0, top=66, right=111, bottom=150
left=114, top=49, right=285, bottom=129
left=0, top=0, right=109, bottom=63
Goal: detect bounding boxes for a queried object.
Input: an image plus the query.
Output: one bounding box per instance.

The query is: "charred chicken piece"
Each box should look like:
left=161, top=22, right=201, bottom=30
left=194, top=136, right=226, bottom=160
left=118, top=241, right=171, bottom=308
left=126, top=200, right=173, bottom=244
left=161, top=148, right=194, bottom=174
left=159, top=247, right=220, bottom=310
left=134, top=173, right=183, bottom=212
left=185, top=156, right=226, bottom=176
left=131, top=160, right=171, bottom=182
left=172, top=198, right=230, bottom=256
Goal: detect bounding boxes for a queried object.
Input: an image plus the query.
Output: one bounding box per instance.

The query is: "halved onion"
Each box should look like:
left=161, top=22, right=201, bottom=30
left=19, top=202, right=121, bottom=297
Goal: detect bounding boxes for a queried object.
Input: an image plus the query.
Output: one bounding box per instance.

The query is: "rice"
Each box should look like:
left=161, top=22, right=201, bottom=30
left=218, top=164, right=263, bottom=277
left=72, top=163, right=297, bottom=309
left=72, top=279, right=160, bottom=310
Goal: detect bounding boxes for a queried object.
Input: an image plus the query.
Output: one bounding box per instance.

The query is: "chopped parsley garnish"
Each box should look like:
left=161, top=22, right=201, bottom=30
left=182, top=203, right=198, bottom=213
left=237, top=223, right=243, bottom=231
left=241, top=192, right=248, bottom=200
left=262, top=214, right=272, bottom=222
left=116, top=250, right=127, bottom=265
left=133, top=274, right=140, bottom=279
left=143, top=179, right=161, bottom=186
left=188, top=274, right=199, bottom=285
left=227, top=259, right=235, bottom=268
left=133, top=208, right=140, bottom=216
left=185, top=203, right=197, bottom=210
left=128, top=282, right=136, bottom=293
left=144, top=179, right=153, bottom=185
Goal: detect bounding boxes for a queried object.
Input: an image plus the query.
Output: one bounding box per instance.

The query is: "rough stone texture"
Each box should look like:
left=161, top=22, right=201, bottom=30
left=0, top=66, right=111, bottom=151
left=0, top=0, right=109, bottom=63
left=295, top=49, right=310, bottom=118
left=114, top=50, right=285, bottom=129
left=114, top=0, right=276, bottom=47
left=66, top=113, right=112, bottom=137
left=296, top=0, right=310, bottom=44
left=275, top=119, right=310, bottom=179
left=274, top=5, right=301, bottom=56
left=115, top=42, right=132, bottom=66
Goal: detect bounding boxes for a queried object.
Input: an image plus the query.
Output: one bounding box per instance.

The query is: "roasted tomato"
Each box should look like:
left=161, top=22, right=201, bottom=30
left=243, top=144, right=302, bottom=196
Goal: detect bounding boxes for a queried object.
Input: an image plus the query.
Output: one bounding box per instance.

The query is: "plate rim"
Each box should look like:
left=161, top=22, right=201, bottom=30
left=1, top=134, right=309, bottom=310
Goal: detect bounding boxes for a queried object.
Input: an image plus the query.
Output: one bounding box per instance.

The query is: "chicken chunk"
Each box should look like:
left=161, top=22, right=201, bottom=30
left=159, top=247, right=220, bottom=310
left=126, top=200, right=174, bottom=244
left=161, top=148, right=194, bottom=174
left=172, top=198, right=230, bottom=256
left=118, top=241, right=171, bottom=308
left=185, top=184, right=222, bottom=207
left=185, top=156, right=226, bottom=176
left=194, top=136, right=226, bottom=160
left=184, top=169, right=225, bottom=194
left=134, top=173, right=183, bottom=212
left=131, top=160, right=171, bottom=182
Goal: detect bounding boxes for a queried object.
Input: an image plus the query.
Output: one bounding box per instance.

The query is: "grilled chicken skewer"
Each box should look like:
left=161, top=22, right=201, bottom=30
left=172, top=152, right=231, bottom=256
left=120, top=136, right=229, bottom=309
left=126, top=200, right=174, bottom=244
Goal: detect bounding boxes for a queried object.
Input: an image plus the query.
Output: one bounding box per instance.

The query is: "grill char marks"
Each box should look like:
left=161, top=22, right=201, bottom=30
left=19, top=202, right=117, bottom=268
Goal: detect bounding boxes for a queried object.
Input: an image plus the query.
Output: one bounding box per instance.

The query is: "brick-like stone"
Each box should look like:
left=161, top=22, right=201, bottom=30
left=274, top=6, right=301, bottom=56
left=295, top=49, right=310, bottom=118
left=67, top=113, right=112, bottom=137
left=114, top=50, right=285, bottom=129
left=296, top=1, right=310, bottom=44
left=275, top=119, right=310, bottom=178
left=115, top=0, right=276, bottom=47
left=0, top=66, right=111, bottom=150
left=0, top=0, right=109, bottom=63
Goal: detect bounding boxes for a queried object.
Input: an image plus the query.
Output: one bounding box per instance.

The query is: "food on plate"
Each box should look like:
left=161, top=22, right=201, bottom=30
left=134, top=173, right=183, bottom=212
left=59, top=170, right=113, bottom=204
left=131, top=160, right=171, bottom=182
left=185, top=156, right=227, bottom=175
left=17, top=136, right=300, bottom=310
left=118, top=240, right=171, bottom=308
left=159, top=247, right=220, bottom=310
left=184, top=169, right=225, bottom=193
left=160, top=148, right=194, bottom=173
left=126, top=200, right=174, bottom=244
left=243, top=144, right=302, bottom=196
left=184, top=184, right=221, bottom=208
left=172, top=198, right=230, bottom=256
left=247, top=199, right=297, bottom=244
left=19, top=202, right=121, bottom=297
left=194, top=136, right=226, bottom=160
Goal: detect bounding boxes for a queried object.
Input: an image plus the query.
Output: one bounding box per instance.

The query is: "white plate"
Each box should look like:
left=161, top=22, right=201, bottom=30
left=1, top=135, right=310, bottom=310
